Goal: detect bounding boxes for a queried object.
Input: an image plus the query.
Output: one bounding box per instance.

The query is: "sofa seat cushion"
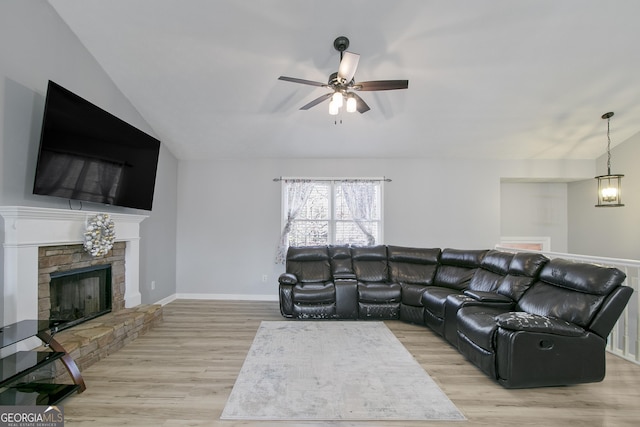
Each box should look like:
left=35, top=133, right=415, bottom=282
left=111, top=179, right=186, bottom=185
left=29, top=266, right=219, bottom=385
left=457, top=306, right=510, bottom=351
left=495, top=312, right=586, bottom=337
left=401, top=283, right=428, bottom=306
left=358, top=283, right=401, bottom=303
left=422, top=287, right=461, bottom=318
left=293, top=282, right=335, bottom=303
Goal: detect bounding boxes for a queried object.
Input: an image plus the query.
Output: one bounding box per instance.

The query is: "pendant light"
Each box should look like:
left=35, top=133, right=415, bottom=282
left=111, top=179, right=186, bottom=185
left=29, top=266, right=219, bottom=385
left=595, top=112, right=624, bottom=207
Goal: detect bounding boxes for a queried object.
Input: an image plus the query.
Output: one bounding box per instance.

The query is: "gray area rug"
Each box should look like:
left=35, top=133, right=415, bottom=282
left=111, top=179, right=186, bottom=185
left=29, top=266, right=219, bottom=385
left=220, top=321, right=465, bottom=421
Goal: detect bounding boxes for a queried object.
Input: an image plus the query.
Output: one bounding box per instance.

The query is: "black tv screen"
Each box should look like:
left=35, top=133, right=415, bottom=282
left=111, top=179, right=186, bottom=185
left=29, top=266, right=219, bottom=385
left=33, top=80, right=160, bottom=211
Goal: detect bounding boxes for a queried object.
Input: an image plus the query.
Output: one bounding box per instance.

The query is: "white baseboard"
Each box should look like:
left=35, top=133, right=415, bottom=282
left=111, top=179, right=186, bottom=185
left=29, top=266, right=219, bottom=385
left=160, top=293, right=278, bottom=302
left=153, top=294, right=178, bottom=306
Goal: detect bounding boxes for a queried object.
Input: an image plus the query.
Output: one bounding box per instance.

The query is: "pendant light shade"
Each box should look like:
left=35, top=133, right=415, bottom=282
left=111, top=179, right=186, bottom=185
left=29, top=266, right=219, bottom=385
left=595, top=112, right=624, bottom=207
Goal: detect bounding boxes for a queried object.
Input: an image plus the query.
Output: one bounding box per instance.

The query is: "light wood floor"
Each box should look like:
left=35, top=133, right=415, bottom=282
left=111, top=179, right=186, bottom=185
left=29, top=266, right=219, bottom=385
left=63, top=300, right=640, bottom=426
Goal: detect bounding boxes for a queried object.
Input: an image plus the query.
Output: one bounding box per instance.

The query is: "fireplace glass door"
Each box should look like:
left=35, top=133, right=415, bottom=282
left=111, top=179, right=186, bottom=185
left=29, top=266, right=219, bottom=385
left=49, top=264, right=112, bottom=330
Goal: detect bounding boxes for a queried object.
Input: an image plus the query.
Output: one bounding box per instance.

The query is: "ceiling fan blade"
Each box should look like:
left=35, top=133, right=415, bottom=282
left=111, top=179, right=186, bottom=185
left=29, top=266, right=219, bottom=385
left=278, top=76, right=327, bottom=87
left=337, top=52, right=360, bottom=83
left=356, top=80, right=409, bottom=91
left=300, top=92, right=333, bottom=110
left=351, top=93, right=370, bottom=114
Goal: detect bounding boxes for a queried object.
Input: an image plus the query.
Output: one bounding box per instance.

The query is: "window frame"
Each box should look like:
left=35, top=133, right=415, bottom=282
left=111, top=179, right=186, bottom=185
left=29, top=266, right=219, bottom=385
left=280, top=177, right=385, bottom=247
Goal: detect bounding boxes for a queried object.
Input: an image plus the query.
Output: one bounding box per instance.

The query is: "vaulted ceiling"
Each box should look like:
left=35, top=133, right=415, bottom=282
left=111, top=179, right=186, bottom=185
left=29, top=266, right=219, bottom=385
left=48, top=0, right=640, bottom=160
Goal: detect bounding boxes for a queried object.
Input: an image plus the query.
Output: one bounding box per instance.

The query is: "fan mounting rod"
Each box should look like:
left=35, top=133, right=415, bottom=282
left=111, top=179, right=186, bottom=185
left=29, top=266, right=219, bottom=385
left=333, top=36, right=350, bottom=53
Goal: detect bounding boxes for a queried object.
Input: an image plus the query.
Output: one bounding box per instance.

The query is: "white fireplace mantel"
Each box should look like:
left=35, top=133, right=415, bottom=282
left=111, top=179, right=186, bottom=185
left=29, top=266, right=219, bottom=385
left=0, top=206, right=147, bottom=325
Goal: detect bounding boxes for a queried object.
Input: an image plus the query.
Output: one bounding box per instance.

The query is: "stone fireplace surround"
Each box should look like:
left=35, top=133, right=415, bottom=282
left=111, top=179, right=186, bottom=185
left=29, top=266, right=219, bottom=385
left=39, top=242, right=125, bottom=323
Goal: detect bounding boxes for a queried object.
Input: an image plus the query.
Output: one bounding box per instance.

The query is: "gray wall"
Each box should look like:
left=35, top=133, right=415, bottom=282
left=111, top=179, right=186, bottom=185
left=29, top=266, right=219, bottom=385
left=176, top=157, right=593, bottom=299
left=500, top=182, right=568, bottom=253
left=568, top=130, right=640, bottom=260
left=0, top=0, right=178, bottom=304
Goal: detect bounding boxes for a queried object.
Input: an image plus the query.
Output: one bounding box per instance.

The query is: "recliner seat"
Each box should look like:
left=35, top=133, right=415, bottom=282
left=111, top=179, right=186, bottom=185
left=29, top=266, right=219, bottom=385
left=352, top=245, right=401, bottom=319
left=456, top=257, right=631, bottom=387
left=442, top=251, right=549, bottom=345
left=279, top=246, right=336, bottom=318
left=422, top=248, right=488, bottom=336
left=386, top=245, right=440, bottom=325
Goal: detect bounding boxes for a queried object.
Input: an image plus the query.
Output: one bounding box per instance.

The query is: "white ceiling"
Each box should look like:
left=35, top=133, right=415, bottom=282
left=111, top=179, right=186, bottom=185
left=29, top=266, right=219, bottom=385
left=48, top=0, right=640, bottom=161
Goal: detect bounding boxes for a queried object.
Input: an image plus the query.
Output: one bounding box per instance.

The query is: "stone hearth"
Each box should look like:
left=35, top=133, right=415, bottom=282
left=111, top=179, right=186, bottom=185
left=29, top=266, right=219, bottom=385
left=45, top=304, right=162, bottom=377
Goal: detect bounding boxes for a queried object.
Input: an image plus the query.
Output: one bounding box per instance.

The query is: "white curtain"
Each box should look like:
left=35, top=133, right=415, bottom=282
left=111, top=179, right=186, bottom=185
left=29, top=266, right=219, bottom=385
left=275, top=180, right=314, bottom=264
left=340, top=180, right=377, bottom=246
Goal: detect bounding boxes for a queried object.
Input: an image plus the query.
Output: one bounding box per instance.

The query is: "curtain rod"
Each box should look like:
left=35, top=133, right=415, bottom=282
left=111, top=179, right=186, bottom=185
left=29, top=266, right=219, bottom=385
left=273, top=177, right=392, bottom=182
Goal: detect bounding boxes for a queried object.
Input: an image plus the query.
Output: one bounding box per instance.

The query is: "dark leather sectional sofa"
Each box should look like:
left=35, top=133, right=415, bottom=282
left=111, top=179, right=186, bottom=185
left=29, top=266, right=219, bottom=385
left=278, top=245, right=633, bottom=388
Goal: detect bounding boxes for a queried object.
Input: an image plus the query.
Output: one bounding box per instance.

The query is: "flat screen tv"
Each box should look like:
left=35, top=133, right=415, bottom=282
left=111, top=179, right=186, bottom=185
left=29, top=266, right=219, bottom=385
left=33, top=80, right=161, bottom=211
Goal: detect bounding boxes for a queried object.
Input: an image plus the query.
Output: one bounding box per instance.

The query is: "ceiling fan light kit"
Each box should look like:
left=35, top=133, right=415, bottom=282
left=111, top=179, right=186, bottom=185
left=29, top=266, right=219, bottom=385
left=278, top=36, right=408, bottom=116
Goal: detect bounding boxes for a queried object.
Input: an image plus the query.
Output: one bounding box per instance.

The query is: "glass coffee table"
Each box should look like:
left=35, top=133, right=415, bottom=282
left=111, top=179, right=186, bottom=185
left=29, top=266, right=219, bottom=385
left=0, top=320, right=85, bottom=405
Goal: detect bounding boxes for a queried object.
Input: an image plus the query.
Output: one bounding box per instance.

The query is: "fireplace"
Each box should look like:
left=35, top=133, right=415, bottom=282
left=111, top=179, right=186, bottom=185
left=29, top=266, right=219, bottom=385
left=38, top=242, right=126, bottom=323
left=49, top=264, right=112, bottom=330
left=0, top=206, right=146, bottom=326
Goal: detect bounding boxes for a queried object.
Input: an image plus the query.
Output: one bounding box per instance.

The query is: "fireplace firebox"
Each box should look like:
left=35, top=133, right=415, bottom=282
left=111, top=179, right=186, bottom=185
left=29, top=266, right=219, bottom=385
left=49, top=265, right=112, bottom=330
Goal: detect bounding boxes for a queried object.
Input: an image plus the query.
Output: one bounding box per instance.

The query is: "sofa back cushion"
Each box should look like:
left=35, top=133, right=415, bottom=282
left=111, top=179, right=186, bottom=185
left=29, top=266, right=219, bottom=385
left=328, top=245, right=354, bottom=277
left=387, top=246, right=440, bottom=285
left=433, top=248, right=488, bottom=290
left=496, top=252, right=549, bottom=301
left=352, top=245, right=388, bottom=282
left=286, top=246, right=331, bottom=283
left=516, top=258, right=627, bottom=328
left=467, top=250, right=514, bottom=292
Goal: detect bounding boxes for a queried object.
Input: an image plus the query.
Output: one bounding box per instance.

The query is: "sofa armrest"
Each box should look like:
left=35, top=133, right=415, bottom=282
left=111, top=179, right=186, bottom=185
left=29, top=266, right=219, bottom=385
left=495, top=312, right=585, bottom=337
left=278, top=273, right=298, bottom=285
left=589, top=285, right=634, bottom=338
left=464, top=290, right=513, bottom=304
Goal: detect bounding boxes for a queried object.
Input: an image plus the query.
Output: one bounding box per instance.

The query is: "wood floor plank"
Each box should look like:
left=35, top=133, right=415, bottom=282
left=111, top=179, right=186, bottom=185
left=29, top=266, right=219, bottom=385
left=62, top=300, right=640, bottom=426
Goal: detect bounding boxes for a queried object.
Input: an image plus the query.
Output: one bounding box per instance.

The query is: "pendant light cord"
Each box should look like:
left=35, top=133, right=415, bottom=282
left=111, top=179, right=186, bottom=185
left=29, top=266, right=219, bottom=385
left=601, top=111, right=614, bottom=175
left=606, top=115, right=612, bottom=175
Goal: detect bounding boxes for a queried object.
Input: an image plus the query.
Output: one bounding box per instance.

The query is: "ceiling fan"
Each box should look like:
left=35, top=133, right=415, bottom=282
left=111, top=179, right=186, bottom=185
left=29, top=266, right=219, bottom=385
left=278, top=36, right=408, bottom=115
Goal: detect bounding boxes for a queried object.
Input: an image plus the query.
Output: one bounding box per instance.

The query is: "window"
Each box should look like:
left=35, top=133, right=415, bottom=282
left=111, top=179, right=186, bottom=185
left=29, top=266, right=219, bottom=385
left=276, top=178, right=384, bottom=262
